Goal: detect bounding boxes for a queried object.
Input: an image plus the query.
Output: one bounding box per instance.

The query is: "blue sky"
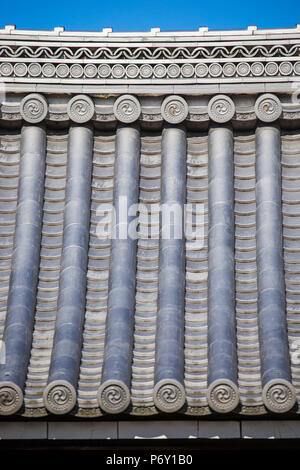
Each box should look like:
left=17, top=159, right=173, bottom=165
left=1, top=0, right=300, bottom=31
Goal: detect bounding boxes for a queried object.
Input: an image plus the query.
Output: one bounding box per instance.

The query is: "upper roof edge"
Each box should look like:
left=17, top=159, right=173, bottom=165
left=1, top=24, right=300, bottom=41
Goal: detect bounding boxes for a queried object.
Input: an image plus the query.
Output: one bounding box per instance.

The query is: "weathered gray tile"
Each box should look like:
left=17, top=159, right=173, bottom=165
left=119, top=421, right=197, bottom=439
left=174, top=84, right=220, bottom=94
left=219, top=83, right=265, bottom=94
left=198, top=421, right=240, bottom=439
left=0, top=422, right=47, bottom=439
left=48, top=422, right=117, bottom=439
left=242, top=421, right=300, bottom=439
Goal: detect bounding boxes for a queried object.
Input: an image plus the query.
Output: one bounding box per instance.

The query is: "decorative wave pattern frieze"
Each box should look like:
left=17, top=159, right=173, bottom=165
left=0, top=38, right=300, bottom=83
left=0, top=44, right=300, bottom=60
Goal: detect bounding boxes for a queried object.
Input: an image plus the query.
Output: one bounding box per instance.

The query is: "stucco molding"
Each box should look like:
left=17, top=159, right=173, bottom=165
left=0, top=27, right=300, bottom=87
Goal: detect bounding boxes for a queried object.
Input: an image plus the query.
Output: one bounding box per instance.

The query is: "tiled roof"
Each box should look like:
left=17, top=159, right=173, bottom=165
left=0, top=27, right=300, bottom=418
